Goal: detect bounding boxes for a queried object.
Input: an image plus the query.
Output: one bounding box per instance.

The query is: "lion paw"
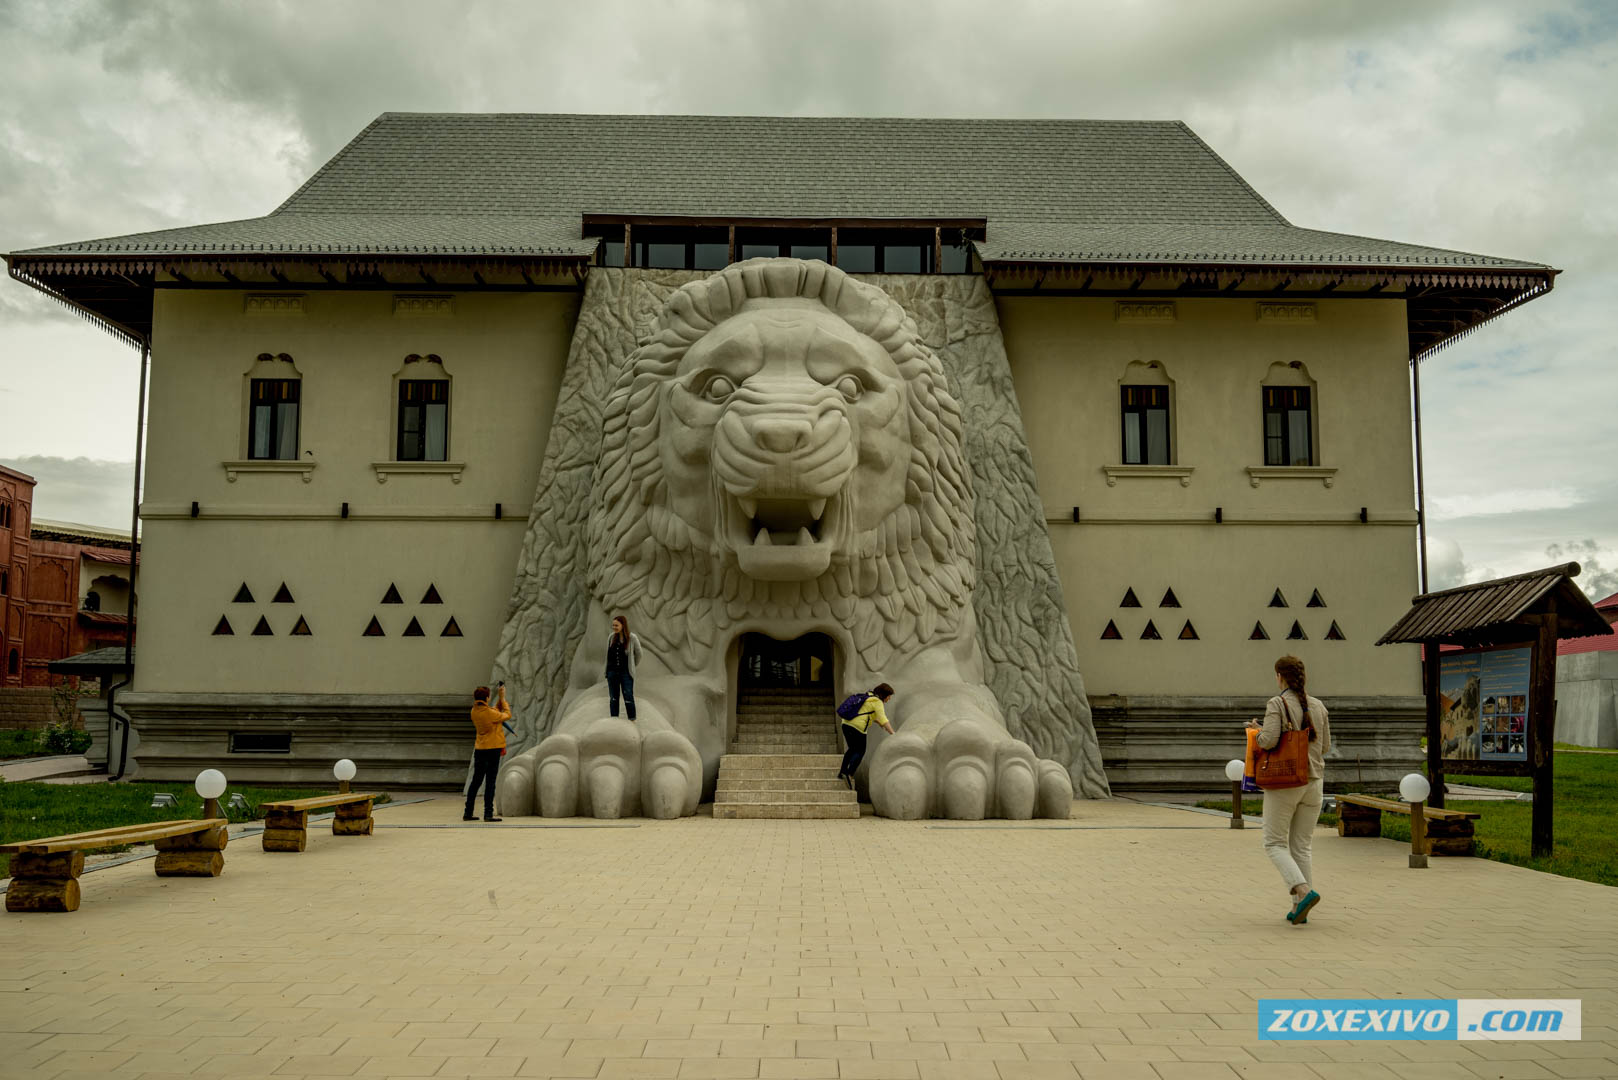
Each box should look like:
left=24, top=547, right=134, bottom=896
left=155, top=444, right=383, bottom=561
left=497, top=719, right=702, bottom=819
left=868, top=719, right=1073, bottom=820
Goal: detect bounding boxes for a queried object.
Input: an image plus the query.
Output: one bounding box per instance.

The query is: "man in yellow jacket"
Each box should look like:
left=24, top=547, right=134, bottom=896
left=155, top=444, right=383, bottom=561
left=466, top=682, right=511, bottom=822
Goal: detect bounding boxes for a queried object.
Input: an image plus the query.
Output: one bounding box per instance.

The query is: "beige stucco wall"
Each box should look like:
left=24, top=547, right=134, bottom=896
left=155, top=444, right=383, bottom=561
left=998, top=296, right=1422, bottom=699
left=135, top=288, right=579, bottom=694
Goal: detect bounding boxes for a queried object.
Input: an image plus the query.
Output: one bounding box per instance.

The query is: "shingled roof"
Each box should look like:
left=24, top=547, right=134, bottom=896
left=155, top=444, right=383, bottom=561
left=1377, top=563, right=1616, bottom=647
left=13, top=113, right=1548, bottom=272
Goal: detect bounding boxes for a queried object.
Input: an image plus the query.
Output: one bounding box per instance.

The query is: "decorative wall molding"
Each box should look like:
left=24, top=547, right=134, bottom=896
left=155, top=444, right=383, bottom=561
left=371, top=461, right=466, bottom=484
left=222, top=460, right=317, bottom=483
left=243, top=294, right=305, bottom=316
left=1114, top=301, right=1177, bottom=323
left=1102, top=464, right=1194, bottom=487
left=1245, top=465, right=1338, bottom=488
left=393, top=294, right=454, bottom=317
left=1255, top=301, right=1317, bottom=323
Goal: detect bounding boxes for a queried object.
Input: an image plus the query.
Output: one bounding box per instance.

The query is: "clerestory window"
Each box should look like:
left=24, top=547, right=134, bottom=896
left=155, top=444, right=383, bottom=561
left=1263, top=386, right=1314, bottom=466
left=1120, top=385, right=1171, bottom=465
left=248, top=378, right=300, bottom=460
left=397, top=379, right=449, bottom=462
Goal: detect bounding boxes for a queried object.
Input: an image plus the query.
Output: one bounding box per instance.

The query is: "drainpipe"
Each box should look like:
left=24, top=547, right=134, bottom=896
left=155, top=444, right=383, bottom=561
left=105, top=334, right=150, bottom=780
left=1411, top=354, right=1429, bottom=594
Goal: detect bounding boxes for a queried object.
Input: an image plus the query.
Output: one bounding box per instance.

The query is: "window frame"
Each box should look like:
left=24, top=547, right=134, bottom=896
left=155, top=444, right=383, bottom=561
left=247, top=377, right=301, bottom=461
left=1119, top=384, right=1172, bottom=466
left=1262, top=385, right=1314, bottom=466
left=396, top=378, right=451, bottom=463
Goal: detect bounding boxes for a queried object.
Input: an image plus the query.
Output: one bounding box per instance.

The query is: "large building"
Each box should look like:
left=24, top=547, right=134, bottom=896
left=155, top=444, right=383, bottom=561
left=5, top=115, right=1556, bottom=812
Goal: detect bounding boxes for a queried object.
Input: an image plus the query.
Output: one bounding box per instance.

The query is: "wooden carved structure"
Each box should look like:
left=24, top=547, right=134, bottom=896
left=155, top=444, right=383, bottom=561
left=1376, top=562, right=1615, bottom=856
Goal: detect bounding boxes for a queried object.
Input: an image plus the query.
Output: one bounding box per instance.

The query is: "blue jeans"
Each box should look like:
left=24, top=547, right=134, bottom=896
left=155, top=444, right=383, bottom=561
left=608, top=671, right=636, bottom=720
left=838, top=723, right=866, bottom=778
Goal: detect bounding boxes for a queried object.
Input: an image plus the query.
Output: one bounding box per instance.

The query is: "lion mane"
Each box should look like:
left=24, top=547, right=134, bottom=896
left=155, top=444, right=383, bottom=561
left=588, top=260, right=976, bottom=673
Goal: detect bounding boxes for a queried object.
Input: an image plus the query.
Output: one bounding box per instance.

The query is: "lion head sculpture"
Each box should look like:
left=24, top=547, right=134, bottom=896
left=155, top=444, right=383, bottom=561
left=589, top=260, right=976, bottom=671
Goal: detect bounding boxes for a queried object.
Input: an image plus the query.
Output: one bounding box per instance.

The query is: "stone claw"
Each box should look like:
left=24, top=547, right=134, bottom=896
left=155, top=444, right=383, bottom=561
left=869, top=718, right=1071, bottom=820
left=505, top=720, right=702, bottom=819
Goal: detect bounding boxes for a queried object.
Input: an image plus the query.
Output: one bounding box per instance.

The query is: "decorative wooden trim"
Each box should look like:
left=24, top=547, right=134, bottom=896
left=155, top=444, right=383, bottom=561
left=1114, top=301, right=1176, bottom=323
left=1256, top=301, right=1317, bottom=322
left=1103, top=465, right=1194, bottom=487
left=371, top=461, right=466, bottom=484
left=392, top=294, right=454, bottom=317
left=1246, top=465, right=1337, bottom=488
left=244, top=293, right=305, bottom=316
left=223, top=460, right=316, bottom=483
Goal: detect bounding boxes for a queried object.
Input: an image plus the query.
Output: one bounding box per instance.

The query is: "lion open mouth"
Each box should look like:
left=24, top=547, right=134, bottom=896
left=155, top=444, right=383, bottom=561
left=729, top=494, right=839, bottom=580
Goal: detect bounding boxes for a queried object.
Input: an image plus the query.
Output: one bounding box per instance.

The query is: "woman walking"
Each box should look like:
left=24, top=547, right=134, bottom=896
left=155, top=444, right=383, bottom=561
left=1246, top=655, right=1332, bottom=924
left=837, top=683, right=896, bottom=789
left=606, top=615, right=642, bottom=721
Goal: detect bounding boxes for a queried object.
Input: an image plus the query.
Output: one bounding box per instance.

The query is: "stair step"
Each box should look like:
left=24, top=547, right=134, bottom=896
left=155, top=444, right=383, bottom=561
left=734, top=745, right=839, bottom=755
left=715, top=767, right=845, bottom=781
left=714, top=788, right=856, bottom=804
left=715, top=777, right=849, bottom=792
left=720, top=753, right=842, bottom=768
left=712, top=801, right=861, bottom=820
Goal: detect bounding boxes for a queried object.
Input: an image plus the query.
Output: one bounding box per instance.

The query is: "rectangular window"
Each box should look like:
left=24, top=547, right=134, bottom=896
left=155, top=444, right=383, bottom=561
left=1120, top=386, right=1171, bottom=465
left=837, top=244, right=877, bottom=273
left=1263, top=386, right=1313, bottom=466
left=1, top=568, right=8, bottom=596
left=398, top=380, right=449, bottom=462
left=693, top=243, right=729, bottom=270
left=229, top=731, right=292, bottom=753
left=248, top=379, right=300, bottom=460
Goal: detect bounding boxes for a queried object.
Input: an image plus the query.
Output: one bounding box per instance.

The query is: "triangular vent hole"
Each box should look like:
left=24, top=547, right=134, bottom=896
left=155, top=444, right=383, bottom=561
left=421, top=584, right=443, bottom=604
left=403, top=616, right=426, bottom=637
left=363, top=616, right=385, bottom=637
left=1121, top=587, right=1141, bottom=608
left=291, top=616, right=312, bottom=636
left=1140, top=620, right=1162, bottom=640
left=1101, top=620, right=1122, bottom=640
left=1249, top=621, right=1270, bottom=641
left=1178, top=620, right=1198, bottom=640
left=441, top=616, right=463, bottom=638
left=232, top=583, right=254, bottom=604
left=1160, top=588, right=1180, bottom=608
left=1288, top=620, right=1308, bottom=640
left=1308, top=589, right=1327, bottom=608
left=1269, top=589, right=1288, bottom=608
left=252, top=616, right=273, bottom=636
left=1325, top=620, right=1346, bottom=640
left=212, top=616, right=234, bottom=636
left=381, top=584, right=403, bottom=605
left=272, top=583, right=294, bottom=604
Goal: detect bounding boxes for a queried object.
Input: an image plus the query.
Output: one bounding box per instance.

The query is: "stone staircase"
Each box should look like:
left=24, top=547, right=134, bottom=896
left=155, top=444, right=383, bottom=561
left=712, top=687, right=858, bottom=819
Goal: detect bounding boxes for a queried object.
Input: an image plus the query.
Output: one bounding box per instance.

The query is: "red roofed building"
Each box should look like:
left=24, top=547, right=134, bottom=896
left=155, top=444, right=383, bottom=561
left=1556, top=588, right=1618, bottom=746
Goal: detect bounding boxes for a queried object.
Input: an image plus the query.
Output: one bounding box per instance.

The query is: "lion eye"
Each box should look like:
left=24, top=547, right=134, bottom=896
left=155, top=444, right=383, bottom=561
left=835, top=375, right=863, bottom=402
left=701, top=375, right=736, bottom=402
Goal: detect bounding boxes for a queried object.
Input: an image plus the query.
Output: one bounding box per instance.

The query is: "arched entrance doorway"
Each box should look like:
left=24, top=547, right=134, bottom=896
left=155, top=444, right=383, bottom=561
left=738, top=631, right=833, bottom=690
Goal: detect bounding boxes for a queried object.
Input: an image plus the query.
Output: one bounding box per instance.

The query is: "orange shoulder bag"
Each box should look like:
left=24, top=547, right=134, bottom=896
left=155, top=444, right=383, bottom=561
left=1253, top=695, right=1312, bottom=790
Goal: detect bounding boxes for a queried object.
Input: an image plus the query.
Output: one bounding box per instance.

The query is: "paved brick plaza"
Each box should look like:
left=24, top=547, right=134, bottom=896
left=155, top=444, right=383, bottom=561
left=3, top=798, right=1615, bottom=1079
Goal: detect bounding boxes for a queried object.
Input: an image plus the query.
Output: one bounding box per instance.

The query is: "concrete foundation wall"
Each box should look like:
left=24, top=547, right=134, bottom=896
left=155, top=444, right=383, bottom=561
left=1555, top=651, right=1618, bottom=748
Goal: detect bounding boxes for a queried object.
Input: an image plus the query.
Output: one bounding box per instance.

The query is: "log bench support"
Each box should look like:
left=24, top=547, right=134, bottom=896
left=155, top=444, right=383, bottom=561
left=261, top=795, right=377, bottom=851
left=1335, top=795, right=1478, bottom=856
left=153, top=824, right=228, bottom=876
left=6, top=851, right=85, bottom=913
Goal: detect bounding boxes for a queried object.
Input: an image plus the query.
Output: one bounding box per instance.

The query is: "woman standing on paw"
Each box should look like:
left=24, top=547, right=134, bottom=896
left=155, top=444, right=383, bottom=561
left=606, top=615, right=642, bottom=721
left=1245, top=654, right=1331, bottom=925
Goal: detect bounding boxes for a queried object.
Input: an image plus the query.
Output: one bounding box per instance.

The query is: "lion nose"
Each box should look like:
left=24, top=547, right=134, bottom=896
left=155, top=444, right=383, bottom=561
left=752, top=418, right=812, bottom=454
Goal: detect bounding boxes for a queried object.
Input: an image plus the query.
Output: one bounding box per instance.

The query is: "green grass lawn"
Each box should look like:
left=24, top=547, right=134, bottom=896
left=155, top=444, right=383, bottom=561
left=0, top=726, right=93, bottom=760
left=0, top=781, right=383, bottom=877
left=1198, top=751, right=1618, bottom=887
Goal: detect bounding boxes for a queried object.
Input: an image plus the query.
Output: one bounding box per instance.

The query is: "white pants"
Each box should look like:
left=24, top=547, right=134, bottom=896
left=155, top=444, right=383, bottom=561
left=1262, top=778, right=1323, bottom=893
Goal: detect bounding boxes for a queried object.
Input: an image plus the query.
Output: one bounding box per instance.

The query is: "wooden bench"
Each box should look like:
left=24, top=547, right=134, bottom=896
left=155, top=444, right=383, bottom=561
left=1336, top=794, right=1481, bottom=856
left=259, top=793, right=380, bottom=852
left=2, top=818, right=229, bottom=912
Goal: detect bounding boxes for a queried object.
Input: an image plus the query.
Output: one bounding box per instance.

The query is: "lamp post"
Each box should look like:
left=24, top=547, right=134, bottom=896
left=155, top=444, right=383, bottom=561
left=1400, top=773, right=1431, bottom=868
left=194, top=769, right=227, bottom=820
left=1225, top=759, right=1246, bottom=829
left=334, top=758, right=357, bottom=795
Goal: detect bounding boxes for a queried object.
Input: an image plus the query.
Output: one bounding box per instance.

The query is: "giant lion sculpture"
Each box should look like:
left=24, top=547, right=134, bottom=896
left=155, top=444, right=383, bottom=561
left=498, top=259, right=1077, bottom=819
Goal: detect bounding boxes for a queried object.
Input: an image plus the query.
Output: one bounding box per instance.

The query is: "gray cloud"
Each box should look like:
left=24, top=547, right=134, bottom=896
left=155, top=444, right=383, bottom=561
left=1, top=456, right=134, bottom=531
left=1, top=0, right=1613, bottom=574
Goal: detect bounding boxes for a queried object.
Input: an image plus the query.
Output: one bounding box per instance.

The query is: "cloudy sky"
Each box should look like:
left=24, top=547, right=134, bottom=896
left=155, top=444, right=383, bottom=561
left=2, top=0, right=1614, bottom=597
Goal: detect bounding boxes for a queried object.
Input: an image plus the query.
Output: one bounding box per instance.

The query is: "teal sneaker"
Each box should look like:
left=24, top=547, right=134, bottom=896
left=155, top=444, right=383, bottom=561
left=1287, top=890, right=1321, bottom=924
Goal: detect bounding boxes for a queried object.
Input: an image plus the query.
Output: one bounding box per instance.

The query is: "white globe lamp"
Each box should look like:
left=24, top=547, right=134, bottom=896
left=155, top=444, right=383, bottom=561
left=1399, top=773, right=1431, bottom=804
left=1224, top=759, right=1245, bottom=782
left=1224, top=759, right=1247, bottom=830
left=195, top=768, right=227, bottom=818
left=334, top=758, right=357, bottom=792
